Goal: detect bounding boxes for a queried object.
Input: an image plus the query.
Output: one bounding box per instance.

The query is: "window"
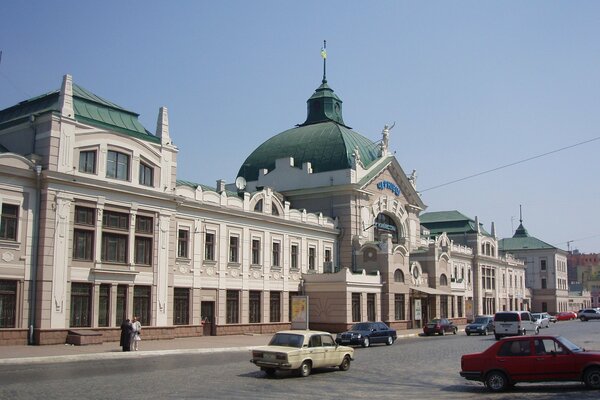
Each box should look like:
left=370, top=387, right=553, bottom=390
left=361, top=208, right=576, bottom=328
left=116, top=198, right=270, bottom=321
left=325, top=248, right=331, bottom=263
left=70, top=282, right=92, bottom=327
left=272, top=242, right=280, bottom=267
left=499, top=340, right=531, bottom=357
left=440, top=274, right=448, bottom=286
left=249, top=291, right=261, bottom=323
left=98, top=284, right=110, bottom=327
left=252, top=239, right=261, bottom=265
left=440, top=295, right=448, bottom=318
left=205, top=233, right=215, bottom=261
left=271, top=205, right=279, bottom=216
left=133, top=286, right=151, bottom=326
left=394, top=269, right=404, bottom=283
left=178, top=229, right=189, bottom=258
left=457, top=296, right=463, bottom=317
left=0, top=204, right=18, bottom=241
left=352, top=293, right=361, bottom=322
left=116, top=285, right=127, bottom=325
left=106, top=150, right=130, bottom=180
left=0, top=280, right=17, bottom=328
left=270, top=291, right=281, bottom=322
left=134, top=215, right=153, bottom=265
left=73, top=206, right=95, bottom=261
left=102, top=233, right=128, bottom=263
left=541, top=278, right=547, bottom=289
left=173, top=288, right=190, bottom=325
left=394, top=294, right=405, bottom=320
left=367, top=293, right=376, bottom=321
left=254, top=199, right=263, bottom=212
left=374, top=213, right=399, bottom=243
left=229, top=236, right=239, bottom=263
left=103, top=210, right=129, bottom=230
left=541, top=259, right=547, bottom=271
left=226, top=290, right=239, bottom=324
left=78, top=150, right=96, bottom=174
left=139, top=162, right=154, bottom=187
left=291, top=244, right=298, bottom=269
left=308, top=247, right=316, bottom=270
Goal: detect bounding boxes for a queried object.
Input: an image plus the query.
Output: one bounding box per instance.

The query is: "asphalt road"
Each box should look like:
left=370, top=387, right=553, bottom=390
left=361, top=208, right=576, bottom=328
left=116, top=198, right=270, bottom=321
left=1, top=320, right=600, bottom=400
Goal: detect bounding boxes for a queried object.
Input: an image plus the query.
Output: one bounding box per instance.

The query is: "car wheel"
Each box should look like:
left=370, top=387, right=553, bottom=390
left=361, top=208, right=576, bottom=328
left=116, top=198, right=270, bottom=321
left=485, top=370, right=509, bottom=392
left=299, top=361, right=312, bottom=377
left=581, top=317, right=587, bottom=322
left=362, top=337, right=370, bottom=348
left=584, top=367, right=600, bottom=389
left=482, top=330, right=487, bottom=336
left=453, top=327, right=457, bottom=335
left=535, top=327, right=540, bottom=335
left=466, top=331, right=471, bottom=336
left=263, top=368, right=276, bottom=377
left=440, top=329, right=445, bottom=336
left=339, top=355, right=351, bottom=371
left=494, top=334, right=501, bottom=340
left=386, top=336, right=394, bottom=345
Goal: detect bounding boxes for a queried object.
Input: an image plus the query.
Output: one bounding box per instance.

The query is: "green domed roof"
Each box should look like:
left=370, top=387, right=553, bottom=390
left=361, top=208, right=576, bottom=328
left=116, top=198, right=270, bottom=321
left=238, top=80, right=380, bottom=181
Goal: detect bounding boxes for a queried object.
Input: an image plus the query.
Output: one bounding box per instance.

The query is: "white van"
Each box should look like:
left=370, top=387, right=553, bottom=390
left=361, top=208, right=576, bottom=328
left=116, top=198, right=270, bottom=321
left=493, top=311, right=539, bottom=340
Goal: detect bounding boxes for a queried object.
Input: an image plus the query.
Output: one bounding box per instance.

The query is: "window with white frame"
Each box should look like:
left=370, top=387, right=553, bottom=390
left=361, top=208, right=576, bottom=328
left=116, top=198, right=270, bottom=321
left=272, top=241, right=280, bottom=267
left=251, top=239, right=261, bottom=265
left=73, top=206, right=95, bottom=261
left=134, top=215, right=153, bottom=265
left=205, top=232, right=215, bottom=261
left=106, top=150, right=130, bottom=181
left=78, top=150, right=96, bottom=174
left=291, top=244, right=299, bottom=269
left=229, top=236, right=239, bottom=263
left=177, top=228, right=189, bottom=258
left=308, top=247, right=315, bottom=270
left=101, top=210, right=129, bottom=263
left=0, top=203, right=18, bottom=241
left=139, top=161, right=154, bottom=187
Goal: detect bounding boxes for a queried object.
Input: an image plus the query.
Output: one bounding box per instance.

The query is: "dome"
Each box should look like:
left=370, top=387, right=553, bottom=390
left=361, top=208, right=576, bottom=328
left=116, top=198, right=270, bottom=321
left=238, top=80, right=380, bottom=181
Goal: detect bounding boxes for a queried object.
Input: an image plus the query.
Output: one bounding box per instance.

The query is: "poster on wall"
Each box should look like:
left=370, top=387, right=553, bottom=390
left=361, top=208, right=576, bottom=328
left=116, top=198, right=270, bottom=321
left=414, top=299, right=422, bottom=321
left=466, top=299, right=473, bottom=321
left=291, top=295, right=309, bottom=330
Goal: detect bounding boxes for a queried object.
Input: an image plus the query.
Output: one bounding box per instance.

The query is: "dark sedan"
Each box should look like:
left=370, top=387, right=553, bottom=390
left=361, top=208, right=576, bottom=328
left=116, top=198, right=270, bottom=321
left=465, top=315, right=494, bottom=336
left=423, top=318, right=458, bottom=336
left=335, top=322, right=397, bottom=347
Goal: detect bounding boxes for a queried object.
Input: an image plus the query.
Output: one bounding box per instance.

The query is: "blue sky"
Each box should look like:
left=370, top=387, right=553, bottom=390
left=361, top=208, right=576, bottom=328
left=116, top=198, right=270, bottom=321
left=1, top=1, right=599, bottom=253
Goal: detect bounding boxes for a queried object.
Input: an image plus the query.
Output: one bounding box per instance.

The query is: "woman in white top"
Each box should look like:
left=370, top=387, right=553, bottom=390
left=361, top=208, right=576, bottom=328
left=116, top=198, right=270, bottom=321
left=131, top=316, right=142, bottom=351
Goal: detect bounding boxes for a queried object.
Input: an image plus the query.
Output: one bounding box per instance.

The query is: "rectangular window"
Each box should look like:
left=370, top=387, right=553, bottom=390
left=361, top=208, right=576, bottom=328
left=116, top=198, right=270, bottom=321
left=75, top=206, right=95, bottom=225
left=252, top=239, right=261, bottom=265
left=367, top=293, right=376, bottom=321
left=226, top=290, right=239, bottom=324
left=229, top=236, right=239, bottom=263
left=458, top=296, right=463, bottom=317
left=249, top=291, right=261, bottom=323
left=134, top=236, right=152, bottom=265
left=116, top=285, right=127, bottom=325
left=0, top=204, right=18, bottom=241
left=541, top=278, right=547, bottom=289
left=352, top=293, right=361, bottom=322
left=178, top=229, right=189, bottom=258
left=103, top=210, right=129, bottom=230
left=102, top=233, right=128, bottom=263
left=70, top=283, right=92, bottom=327
left=98, top=284, right=110, bottom=327
left=440, top=295, right=448, bottom=318
left=73, top=230, right=94, bottom=260
left=272, top=242, right=280, bottom=267
left=205, top=233, right=215, bottom=261
left=133, top=286, right=151, bottom=326
left=291, top=244, right=298, bottom=269
left=173, top=288, right=190, bottom=325
left=0, top=280, right=17, bottom=328
left=139, top=162, right=153, bottom=187
left=541, top=259, right=547, bottom=271
left=78, top=150, right=96, bottom=174
left=270, top=291, right=281, bottom=322
left=394, top=294, right=405, bottom=320
left=325, top=248, right=331, bottom=263
left=135, top=216, right=153, bottom=233
left=106, top=150, right=130, bottom=181
left=308, top=247, right=316, bottom=270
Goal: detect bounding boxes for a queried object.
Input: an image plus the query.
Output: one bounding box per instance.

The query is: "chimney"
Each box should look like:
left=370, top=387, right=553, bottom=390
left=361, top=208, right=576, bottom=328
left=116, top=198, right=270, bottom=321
left=216, top=179, right=226, bottom=193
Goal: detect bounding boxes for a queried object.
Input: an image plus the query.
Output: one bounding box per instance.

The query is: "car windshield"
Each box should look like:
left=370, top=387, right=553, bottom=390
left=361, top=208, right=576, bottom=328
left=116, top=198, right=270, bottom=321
left=473, top=317, right=489, bottom=324
left=268, top=333, right=304, bottom=348
left=557, top=336, right=583, bottom=353
left=350, top=323, right=372, bottom=331
left=428, top=319, right=441, bottom=325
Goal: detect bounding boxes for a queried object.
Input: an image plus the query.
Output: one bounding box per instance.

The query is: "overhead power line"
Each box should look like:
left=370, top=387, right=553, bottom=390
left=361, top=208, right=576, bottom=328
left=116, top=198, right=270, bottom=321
left=420, top=135, right=600, bottom=193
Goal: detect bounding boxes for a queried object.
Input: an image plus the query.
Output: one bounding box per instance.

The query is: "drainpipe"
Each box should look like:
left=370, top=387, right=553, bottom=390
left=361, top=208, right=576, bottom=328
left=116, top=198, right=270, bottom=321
left=28, top=164, right=42, bottom=345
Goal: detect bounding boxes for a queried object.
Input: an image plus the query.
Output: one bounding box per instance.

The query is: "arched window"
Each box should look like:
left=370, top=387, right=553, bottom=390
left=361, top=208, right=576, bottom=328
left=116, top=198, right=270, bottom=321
left=440, top=274, right=448, bottom=286
left=394, top=269, right=404, bottom=283
left=254, top=199, right=263, bottom=212
left=374, top=213, right=399, bottom=243
left=271, top=206, right=279, bottom=216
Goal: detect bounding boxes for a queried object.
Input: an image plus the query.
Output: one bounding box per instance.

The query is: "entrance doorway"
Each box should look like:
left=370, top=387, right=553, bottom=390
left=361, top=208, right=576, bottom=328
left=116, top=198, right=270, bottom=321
left=201, top=301, right=215, bottom=336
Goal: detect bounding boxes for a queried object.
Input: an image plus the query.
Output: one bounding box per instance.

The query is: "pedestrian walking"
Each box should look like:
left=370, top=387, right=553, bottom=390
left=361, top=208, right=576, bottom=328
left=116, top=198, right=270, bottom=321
left=120, top=318, right=133, bottom=351
left=131, top=316, right=142, bottom=351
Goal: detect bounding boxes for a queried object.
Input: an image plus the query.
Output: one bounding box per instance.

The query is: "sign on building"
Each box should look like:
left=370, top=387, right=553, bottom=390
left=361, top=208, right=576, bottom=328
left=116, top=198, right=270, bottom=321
left=291, top=295, right=309, bottom=330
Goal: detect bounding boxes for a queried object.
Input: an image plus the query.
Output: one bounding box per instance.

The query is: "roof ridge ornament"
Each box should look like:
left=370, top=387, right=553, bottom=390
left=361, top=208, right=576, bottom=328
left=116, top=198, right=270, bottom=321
left=321, top=40, right=327, bottom=83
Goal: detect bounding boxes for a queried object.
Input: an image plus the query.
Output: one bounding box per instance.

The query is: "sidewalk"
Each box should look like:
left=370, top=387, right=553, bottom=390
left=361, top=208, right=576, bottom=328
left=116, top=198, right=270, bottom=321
left=0, top=328, right=424, bottom=365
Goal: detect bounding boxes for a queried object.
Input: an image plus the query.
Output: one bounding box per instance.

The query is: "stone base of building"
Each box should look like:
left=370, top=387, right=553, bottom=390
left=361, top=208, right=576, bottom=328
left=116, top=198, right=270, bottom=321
left=0, top=329, right=29, bottom=345
left=214, top=323, right=290, bottom=336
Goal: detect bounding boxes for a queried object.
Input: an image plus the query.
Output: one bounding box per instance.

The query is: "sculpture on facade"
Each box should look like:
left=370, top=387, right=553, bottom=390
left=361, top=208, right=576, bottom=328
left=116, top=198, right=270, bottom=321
left=380, top=122, right=395, bottom=156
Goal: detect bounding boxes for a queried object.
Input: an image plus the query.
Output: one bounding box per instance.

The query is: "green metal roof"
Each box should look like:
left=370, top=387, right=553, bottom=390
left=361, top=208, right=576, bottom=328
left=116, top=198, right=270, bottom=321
left=420, top=210, right=492, bottom=237
left=498, top=223, right=557, bottom=251
left=0, top=82, right=158, bottom=143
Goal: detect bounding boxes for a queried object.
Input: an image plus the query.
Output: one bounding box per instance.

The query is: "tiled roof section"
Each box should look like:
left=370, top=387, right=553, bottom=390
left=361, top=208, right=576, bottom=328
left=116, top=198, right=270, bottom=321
left=0, top=82, right=158, bottom=143
left=176, top=180, right=239, bottom=197
left=420, top=210, right=492, bottom=237
left=498, top=223, right=557, bottom=251
left=238, top=121, right=380, bottom=181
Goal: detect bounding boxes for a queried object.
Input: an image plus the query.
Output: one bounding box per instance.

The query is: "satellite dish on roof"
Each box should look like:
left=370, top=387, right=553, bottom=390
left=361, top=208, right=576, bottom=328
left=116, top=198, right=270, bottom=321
left=235, top=176, right=247, bottom=191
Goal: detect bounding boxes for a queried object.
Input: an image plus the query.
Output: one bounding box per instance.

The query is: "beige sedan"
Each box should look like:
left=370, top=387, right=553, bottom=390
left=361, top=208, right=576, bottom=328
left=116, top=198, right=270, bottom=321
left=250, top=330, right=354, bottom=377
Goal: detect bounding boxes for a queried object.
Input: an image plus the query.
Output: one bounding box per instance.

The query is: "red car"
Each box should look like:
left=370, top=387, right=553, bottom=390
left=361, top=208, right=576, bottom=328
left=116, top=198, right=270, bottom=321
left=423, top=318, right=458, bottom=336
left=556, top=311, right=578, bottom=321
left=460, top=335, right=600, bottom=391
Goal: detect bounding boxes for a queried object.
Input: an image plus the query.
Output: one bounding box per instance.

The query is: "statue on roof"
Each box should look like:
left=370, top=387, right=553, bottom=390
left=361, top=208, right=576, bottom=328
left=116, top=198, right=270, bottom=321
left=380, top=122, right=395, bottom=156
left=352, top=146, right=363, bottom=169
left=408, top=169, right=417, bottom=189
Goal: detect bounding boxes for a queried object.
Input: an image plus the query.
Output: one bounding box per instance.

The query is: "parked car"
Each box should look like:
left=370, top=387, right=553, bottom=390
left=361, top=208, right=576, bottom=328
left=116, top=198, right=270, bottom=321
left=556, top=311, right=578, bottom=321
left=493, top=311, right=539, bottom=340
left=579, top=308, right=600, bottom=321
left=465, top=315, right=494, bottom=336
left=250, top=330, right=354, bottom=377
left=335, top=321, right=397, bottom=347
left=460, top=335, right=600, bottom=391
left=423, top=318, right=458, bottom=336
left=545, top=312, right=557, bottom=323
left=531, top=312, right=550, bottom=329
